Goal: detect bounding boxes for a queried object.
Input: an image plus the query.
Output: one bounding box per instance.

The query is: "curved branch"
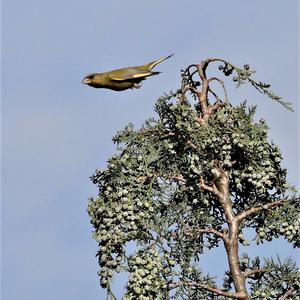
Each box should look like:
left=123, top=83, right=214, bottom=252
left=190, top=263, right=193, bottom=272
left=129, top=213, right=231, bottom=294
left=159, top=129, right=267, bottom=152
left=208, top=77, right=229, bottom=103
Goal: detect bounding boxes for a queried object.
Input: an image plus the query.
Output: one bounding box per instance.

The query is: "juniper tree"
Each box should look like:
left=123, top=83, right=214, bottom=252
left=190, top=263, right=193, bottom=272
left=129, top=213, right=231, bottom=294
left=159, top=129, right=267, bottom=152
left=88, top=58, right=300, bottom=299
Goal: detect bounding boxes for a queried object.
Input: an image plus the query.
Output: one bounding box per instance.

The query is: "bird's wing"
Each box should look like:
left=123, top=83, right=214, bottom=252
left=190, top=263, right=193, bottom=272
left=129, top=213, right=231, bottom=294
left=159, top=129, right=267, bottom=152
left=109, top=68, right=154, bottom=81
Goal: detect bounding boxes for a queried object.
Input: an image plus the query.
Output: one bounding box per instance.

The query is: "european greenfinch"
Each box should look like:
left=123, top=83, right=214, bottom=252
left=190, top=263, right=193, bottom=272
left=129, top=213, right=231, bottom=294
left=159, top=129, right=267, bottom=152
left=81, top=54, right=174, bottom=91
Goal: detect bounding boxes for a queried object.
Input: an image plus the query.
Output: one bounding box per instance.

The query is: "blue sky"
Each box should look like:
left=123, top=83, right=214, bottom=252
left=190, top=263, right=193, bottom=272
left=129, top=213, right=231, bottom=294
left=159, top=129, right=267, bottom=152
left=2, top=1, right=299, bottom=299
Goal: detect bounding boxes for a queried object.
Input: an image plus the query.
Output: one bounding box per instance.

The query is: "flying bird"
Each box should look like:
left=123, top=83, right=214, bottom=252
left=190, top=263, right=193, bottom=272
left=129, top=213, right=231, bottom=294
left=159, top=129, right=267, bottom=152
left=81, top=54, right=174, bottom=91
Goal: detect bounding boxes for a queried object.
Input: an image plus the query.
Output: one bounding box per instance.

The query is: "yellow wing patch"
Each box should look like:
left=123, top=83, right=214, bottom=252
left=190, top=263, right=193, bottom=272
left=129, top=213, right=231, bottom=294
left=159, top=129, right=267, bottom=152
left=132, top=72, right=152, bottom=78
left=111, top=71, right=152, bottom=81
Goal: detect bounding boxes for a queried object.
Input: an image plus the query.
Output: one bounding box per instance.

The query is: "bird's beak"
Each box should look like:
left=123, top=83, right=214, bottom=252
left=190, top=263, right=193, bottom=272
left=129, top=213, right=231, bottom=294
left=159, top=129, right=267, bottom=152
left=81, top=78, right=91, bottom=84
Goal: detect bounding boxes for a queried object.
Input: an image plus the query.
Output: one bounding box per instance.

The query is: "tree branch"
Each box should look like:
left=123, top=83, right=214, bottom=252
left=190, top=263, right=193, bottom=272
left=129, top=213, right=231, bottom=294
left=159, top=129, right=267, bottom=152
left=199, top=178, right=220, bottom=196
left=280, top=288, right=295, bottom=299
left=170, top=281, right=248, bottom=299
left=198, top=228, right=227, bottom=240
left=171, top=226, right=227, bottom=241
left=207, top=76, right=229, bottom=103
left=172, top=175, right=186, bottom=183
left=242, top=268, right=266, bottom=278
left=236, top=199, right=288, bottom=223
left=194, top=62, right=210, bottom=119
left=186, top=139, right=197, bottom=149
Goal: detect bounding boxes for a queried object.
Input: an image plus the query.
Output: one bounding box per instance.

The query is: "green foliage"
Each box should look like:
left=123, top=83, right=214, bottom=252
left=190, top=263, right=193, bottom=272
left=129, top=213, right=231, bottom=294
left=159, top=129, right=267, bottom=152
left=254, top=198, right=300, bottom=247
left=223, top=254, right=300, bottom=299
left=87, top=61, right=299, bottom=299
left=250, top=256, right=300, bottom=299
left=219, top=61, right=293, bottom=111
left=125, top=248, right=163, bottom=299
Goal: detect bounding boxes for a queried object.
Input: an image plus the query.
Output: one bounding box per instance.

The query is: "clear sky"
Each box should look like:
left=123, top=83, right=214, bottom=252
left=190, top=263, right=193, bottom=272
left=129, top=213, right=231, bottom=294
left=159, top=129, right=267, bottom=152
left=2, top=1, right=299, bottom=299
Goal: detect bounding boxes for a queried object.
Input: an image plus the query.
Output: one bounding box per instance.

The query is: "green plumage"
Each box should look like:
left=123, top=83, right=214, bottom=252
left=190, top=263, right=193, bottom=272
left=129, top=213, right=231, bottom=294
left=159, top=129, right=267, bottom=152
left=82, top=54, right=174, bottom=91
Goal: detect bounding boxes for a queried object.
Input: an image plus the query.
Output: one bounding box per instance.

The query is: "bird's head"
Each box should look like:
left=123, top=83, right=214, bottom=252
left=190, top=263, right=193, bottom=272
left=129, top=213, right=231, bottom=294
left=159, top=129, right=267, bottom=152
left=81, top=74, right=95, bottom=85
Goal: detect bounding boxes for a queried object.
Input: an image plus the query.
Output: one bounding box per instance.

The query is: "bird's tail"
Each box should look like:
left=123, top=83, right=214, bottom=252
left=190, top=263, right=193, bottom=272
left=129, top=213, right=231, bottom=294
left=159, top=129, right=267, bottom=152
left=150, top=71, right=161, bottom=76
left=147, top=54, right=174, bottom=70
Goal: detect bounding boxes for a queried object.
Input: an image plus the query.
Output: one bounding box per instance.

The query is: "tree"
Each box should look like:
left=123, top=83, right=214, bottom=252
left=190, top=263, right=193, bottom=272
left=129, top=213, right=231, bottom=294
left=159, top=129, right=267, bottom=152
left=87, top=58, right=300, bottom=299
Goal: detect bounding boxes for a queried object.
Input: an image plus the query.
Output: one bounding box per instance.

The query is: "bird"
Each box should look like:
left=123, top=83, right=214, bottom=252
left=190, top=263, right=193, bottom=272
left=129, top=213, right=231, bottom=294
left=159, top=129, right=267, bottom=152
left=81, top=54, right=174, bottom=91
